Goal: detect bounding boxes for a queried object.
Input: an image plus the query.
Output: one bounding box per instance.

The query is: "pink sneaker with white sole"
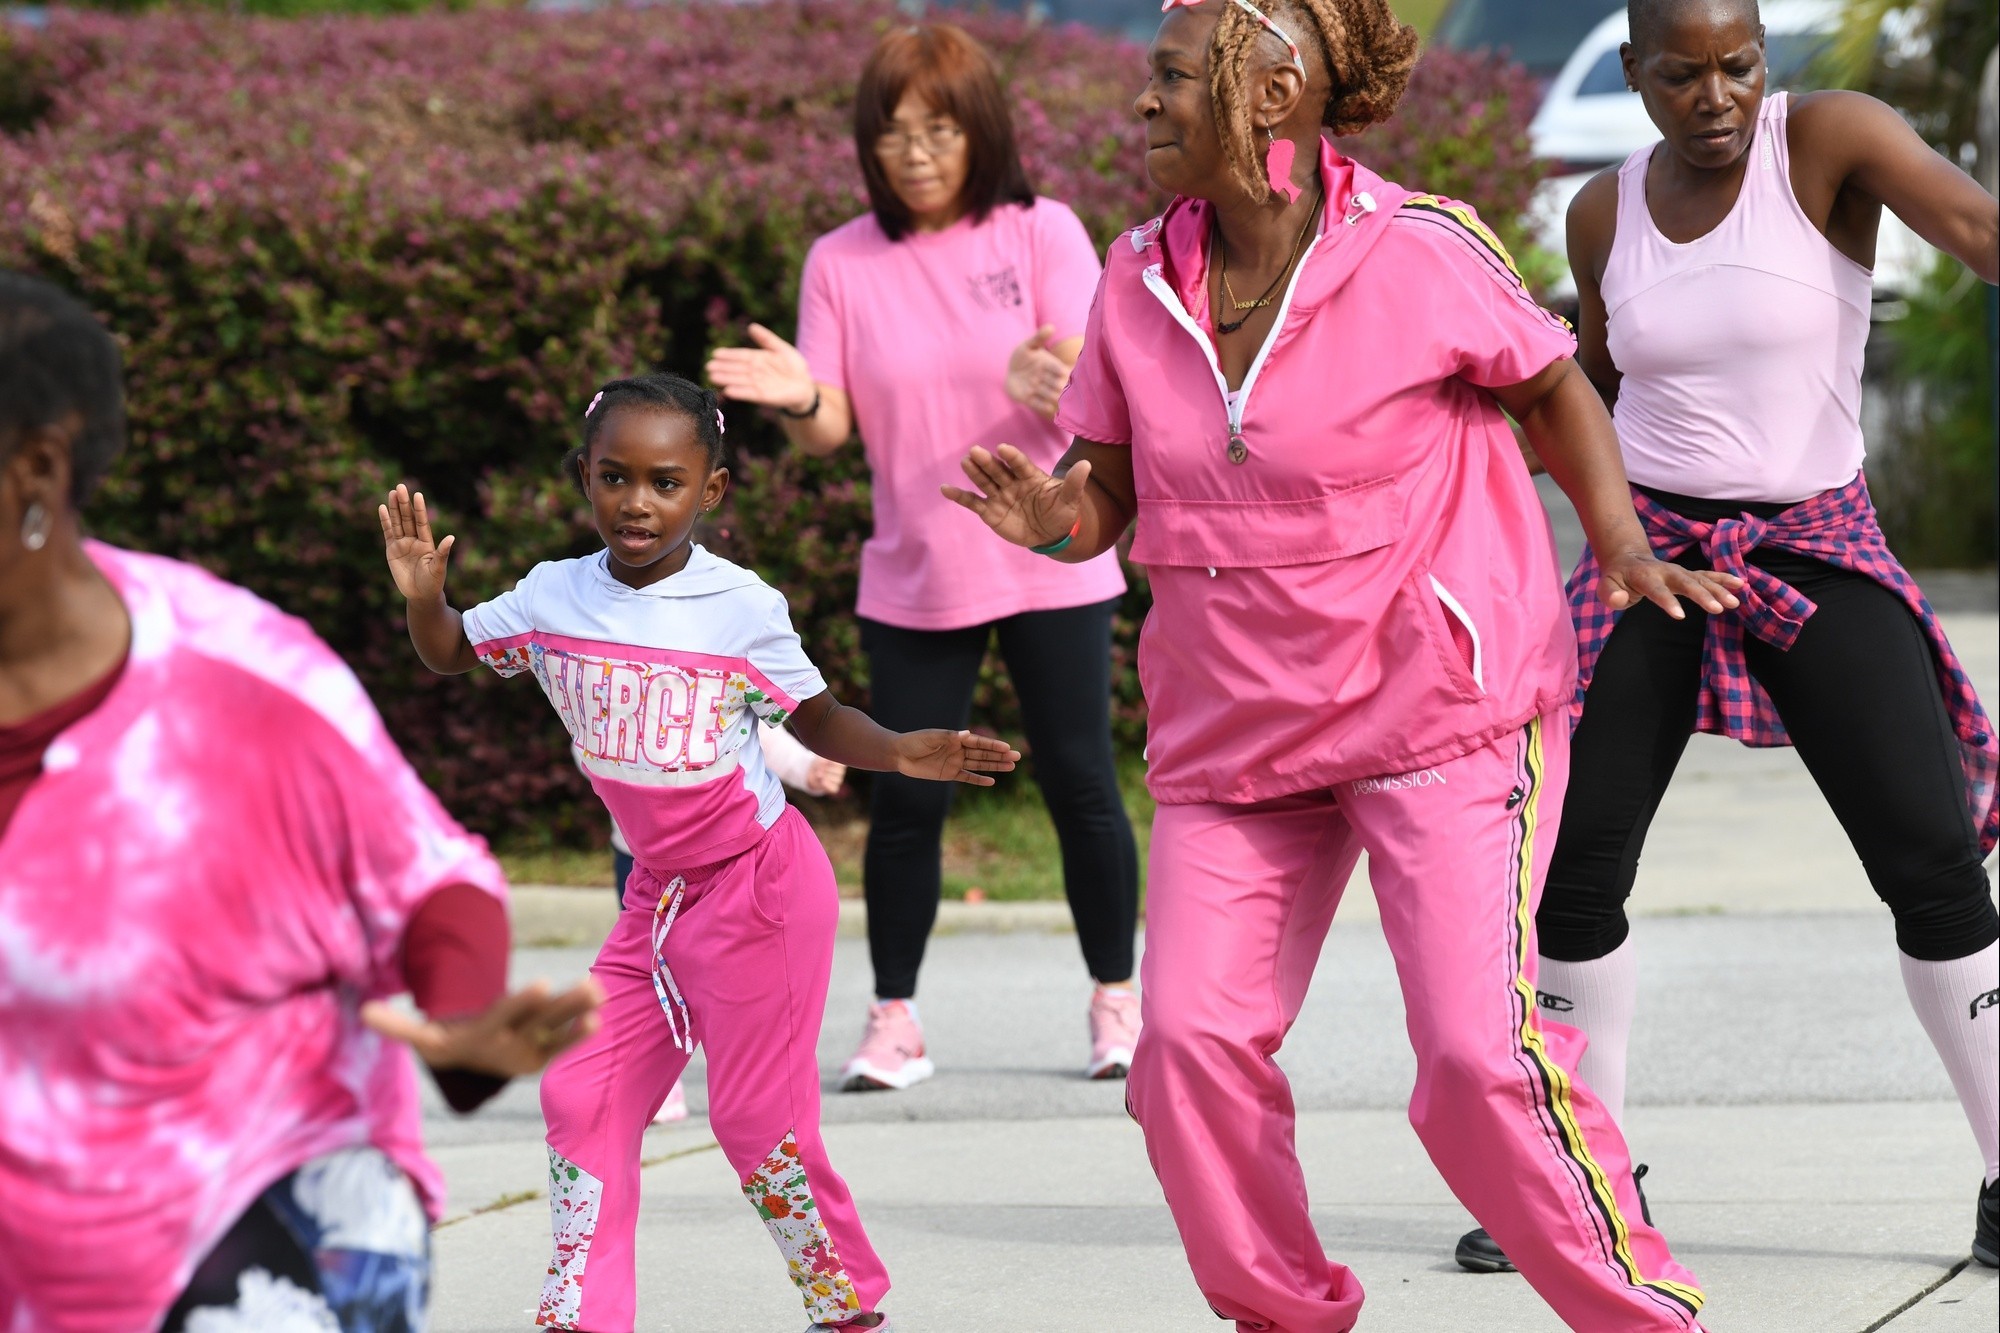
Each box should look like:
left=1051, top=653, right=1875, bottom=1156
left=839, top=1000, right=934, bottom=1092
left=652, top=1077, right=688, bottom=1124
left=1086, top=986, right=1141, bottom=1080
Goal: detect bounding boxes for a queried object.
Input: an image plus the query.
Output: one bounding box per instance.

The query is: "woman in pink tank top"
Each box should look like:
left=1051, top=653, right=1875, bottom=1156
left=1466, top=0, right=2000, bottom=1279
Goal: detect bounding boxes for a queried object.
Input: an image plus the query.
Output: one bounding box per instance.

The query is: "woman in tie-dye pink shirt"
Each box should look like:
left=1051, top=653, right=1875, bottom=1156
left=0, top=272, right=599, bottom=1333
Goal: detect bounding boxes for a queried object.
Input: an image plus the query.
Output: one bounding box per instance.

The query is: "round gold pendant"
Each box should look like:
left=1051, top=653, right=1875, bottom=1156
left=1227, top=435, right=1249, bottom=465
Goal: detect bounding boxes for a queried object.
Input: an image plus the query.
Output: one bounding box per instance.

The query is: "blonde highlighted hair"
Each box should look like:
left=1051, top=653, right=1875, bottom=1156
left=1208, top=0, right=1420, bottom=200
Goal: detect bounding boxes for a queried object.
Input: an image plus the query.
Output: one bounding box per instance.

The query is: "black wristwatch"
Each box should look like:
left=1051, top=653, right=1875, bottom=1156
left=777, top=389, right=821, bottom=420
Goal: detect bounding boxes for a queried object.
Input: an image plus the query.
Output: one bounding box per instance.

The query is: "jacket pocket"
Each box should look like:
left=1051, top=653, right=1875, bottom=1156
left=1424, top=572, right=1486, bottom=698
left=1129, top=475, right=1403, bottom=569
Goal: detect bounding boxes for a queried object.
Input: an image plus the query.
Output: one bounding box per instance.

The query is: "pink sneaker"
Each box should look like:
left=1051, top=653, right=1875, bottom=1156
left=1086, top=986, right=1141, bottom=1080
left=651, top=1077, right=689, bottom=1124
left=839, top=1000, right=935, bottom=1092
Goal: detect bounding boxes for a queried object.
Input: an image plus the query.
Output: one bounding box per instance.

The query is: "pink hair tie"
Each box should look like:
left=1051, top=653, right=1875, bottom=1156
left=714, top=407, right=726, bottom=436
left=585, top=390, right=604, bottom=419
left=1161, top=0, right=1306, bottom=73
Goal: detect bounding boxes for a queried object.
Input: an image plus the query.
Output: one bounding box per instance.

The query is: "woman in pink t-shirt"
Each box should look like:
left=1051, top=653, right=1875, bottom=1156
left=707, top=22, right=1141, bottom=1091
left=945, top=1, right=1743, bottom=1329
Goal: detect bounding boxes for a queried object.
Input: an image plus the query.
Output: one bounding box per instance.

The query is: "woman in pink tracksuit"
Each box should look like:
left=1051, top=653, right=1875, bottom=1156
left=944, top=1, right=1740, bottom=1329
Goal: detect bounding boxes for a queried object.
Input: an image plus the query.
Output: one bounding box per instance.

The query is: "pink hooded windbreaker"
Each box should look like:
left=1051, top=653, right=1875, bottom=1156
left=1056, top=140, right=1580, bottom=804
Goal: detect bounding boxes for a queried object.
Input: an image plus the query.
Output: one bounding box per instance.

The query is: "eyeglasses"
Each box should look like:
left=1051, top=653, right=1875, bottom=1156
left=875, top=122, right=966, bottom=157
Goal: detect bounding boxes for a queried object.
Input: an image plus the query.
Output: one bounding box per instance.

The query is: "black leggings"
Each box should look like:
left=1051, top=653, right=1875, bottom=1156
left=861, top=599, right=1139, bottom=998
left=1539, top=488, right=1997, bottom=965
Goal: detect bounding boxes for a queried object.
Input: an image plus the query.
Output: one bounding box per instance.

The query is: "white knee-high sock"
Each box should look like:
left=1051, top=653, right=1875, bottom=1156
left=1899, top=941, right=2000, bottom=1185
left=1537, top=936, right=1639, bottom=1126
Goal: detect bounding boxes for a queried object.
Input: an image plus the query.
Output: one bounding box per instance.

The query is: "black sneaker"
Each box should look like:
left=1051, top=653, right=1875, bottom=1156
left=1976, top=1177, right=1998, bottom=1268
left=1454, top=1165, right=1656, bottom=1275
left=1453, top=1226, right=1514, bottom=1273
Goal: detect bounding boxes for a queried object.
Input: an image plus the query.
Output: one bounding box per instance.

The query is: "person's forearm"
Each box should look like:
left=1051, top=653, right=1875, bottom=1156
left=779, top=388, right=852, bottom=458
left=1953, top=208, right=1999, bottom=284
left=403, top=883, right=511, bottom=1112
left=1516, top=367, right=1651, bottom=562
left=790, top=700, right=903, bottom=772
left=1043, top=440, right=1135, bottom=562
left=1044, top=472, right=1129, bottom=561
left=407, top=595, right=479, bottom=674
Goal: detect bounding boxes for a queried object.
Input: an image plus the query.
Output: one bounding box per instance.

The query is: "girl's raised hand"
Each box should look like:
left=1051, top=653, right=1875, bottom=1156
left=941, top=444, right=1090, bottom=551
left=379, top=484, right=455, bottom=603
left=704, top=323, right=818, bottom=416
left=893, top=729, right=1022, bottom=787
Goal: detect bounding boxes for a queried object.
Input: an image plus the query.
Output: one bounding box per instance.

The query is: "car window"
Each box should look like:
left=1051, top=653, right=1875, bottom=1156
left=1576, top=48, right=1626, bottom=95
left=1767, top=31, right=1833, bottom=90
left=1434, top=0, right=1626, bottom=77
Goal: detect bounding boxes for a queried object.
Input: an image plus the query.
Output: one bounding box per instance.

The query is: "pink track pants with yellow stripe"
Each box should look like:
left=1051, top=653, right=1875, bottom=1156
left=534, top=807, right=889, bottom=1331
left=1129, top=716, right=1707, bottom=1332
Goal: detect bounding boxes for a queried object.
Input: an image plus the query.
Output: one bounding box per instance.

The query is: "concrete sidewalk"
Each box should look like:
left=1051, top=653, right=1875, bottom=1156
left=428, top=910, right=1998, bottom=1331
left=430, top=1102, right=1993, bottom=1332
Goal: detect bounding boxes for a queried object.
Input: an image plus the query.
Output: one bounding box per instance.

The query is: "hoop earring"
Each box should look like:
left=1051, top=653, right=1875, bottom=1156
left=1264, top=126, right=1302, bottom=204
left=20, top=502, right=49, bottom=553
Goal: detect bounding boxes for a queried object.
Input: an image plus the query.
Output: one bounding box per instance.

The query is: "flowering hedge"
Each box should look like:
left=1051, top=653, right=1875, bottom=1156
left=0, top=2, right=1543, bottom=843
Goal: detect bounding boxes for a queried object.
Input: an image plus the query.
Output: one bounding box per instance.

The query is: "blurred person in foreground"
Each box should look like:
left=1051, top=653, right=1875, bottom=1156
left=0, top=269, right=603, bottom=1333
left=707, top=21, right=1143, bottom=1090
left=1455, top=0, right=2000, bottom=1277
left=944, top=0, right=1737, bottom=1326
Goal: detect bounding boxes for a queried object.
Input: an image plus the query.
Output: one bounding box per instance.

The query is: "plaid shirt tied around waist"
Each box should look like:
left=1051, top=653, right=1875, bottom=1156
left=1566, top=472, right=1997, bottom=857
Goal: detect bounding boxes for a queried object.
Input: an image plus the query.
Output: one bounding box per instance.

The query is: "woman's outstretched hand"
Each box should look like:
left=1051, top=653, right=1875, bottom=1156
left=1596, top=548, right=1743, bottom=619
left=379, top=484, right=454, bottom=603
left=704, top=322, right=817, bottom=415
left=893, top=729, right=1022, bottom=787
left=361, top=977, right=606, bottom=1079
left=941, top=444, right=1090, bottom=551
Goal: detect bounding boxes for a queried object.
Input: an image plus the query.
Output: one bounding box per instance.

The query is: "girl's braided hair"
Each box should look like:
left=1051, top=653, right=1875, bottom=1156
left=563, top=371, right=727, bottom=497
left=1209, top=0, right=1419, bottom=201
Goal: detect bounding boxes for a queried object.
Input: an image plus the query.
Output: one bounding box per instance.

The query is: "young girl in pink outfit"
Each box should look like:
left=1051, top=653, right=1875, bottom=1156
left=378, top=371, right=1018, bottom=1333
left=946, top=2, right=1740, bottom=1329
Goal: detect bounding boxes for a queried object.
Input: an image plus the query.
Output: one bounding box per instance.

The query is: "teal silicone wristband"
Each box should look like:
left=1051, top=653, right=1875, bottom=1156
left=1030, top=520, right=1079, bottom=557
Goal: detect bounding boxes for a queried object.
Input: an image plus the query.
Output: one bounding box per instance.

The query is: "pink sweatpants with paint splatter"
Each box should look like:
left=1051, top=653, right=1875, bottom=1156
left=1129, top=716, right=1709, bottom=1333
left=535, top=807, right=888, bottom=1332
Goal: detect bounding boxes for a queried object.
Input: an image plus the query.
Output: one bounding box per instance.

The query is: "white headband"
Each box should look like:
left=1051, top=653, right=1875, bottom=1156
left=1162, top=0, right=1307, bottom=74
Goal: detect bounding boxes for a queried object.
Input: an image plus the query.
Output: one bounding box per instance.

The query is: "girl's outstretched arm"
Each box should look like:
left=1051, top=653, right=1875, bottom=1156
left=379, top=484, right=480, bottom=675
left=786, top=692, right=1020, bottom=787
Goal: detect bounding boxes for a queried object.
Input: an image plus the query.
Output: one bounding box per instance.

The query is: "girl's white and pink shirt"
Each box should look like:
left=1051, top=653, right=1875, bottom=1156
left=463, top=545, right=827, bottom=871
left=0, top=544, right=508, bottom=1333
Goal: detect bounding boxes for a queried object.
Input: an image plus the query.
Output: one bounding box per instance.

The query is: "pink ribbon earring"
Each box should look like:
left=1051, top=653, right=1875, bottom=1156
left=1264, top=128, right=1301, bottom=204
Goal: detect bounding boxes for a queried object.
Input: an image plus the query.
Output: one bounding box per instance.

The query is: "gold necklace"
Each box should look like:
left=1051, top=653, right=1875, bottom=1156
left=1215, top=188, right=1323, bottom=335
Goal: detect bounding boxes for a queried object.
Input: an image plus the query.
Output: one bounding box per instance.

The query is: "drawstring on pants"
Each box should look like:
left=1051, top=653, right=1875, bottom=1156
left=650, top=875, right=691, bottom=1050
